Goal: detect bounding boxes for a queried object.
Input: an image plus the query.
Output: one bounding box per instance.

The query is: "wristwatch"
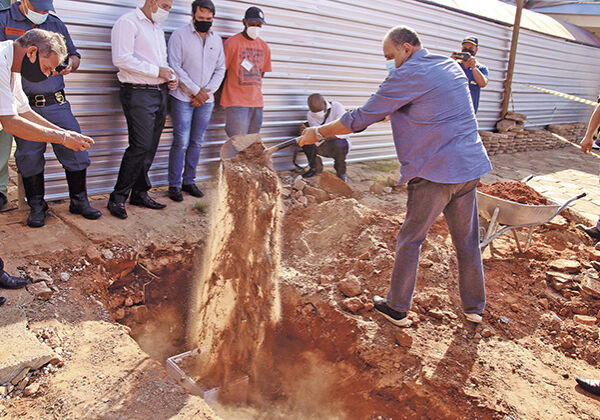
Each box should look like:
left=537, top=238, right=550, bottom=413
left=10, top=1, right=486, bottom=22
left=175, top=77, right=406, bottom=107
left=315, top=127, right=325, bottom=141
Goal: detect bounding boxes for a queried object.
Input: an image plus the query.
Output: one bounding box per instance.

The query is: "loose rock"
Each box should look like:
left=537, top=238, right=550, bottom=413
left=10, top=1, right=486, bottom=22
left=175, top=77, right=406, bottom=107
left=26, top=282, right=53, bottom=300
left=574, top=315, right=597, bottom=326
left=342, top=297, right=364, bottom=313
left=338, top=277, right=362, bottom=297
left=549, top=259, right=581, bottom=274
left=23, top=382, right=40, bottom=397
left=394, top=330, right=413, bottom=348
left=369, top=183, right=385, bottom=194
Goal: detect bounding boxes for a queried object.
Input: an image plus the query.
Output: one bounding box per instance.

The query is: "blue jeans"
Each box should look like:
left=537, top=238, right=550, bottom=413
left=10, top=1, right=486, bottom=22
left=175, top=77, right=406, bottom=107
left=387, top=177, right=486, bottom=314
left=168, top=97, right=214, bottom=187
left=224, top=106, right=263, bottom=137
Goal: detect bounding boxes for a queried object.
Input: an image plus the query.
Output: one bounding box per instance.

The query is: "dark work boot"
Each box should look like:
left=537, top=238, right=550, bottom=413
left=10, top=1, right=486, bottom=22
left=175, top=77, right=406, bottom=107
left=302, top=145, right=323, bottom=178
left=66, top=169, right=101, bottom=220
left=0, top=192, right=6, bottom=210
left=22, top=172, right=48, bottom=228
left=0, top=271, right=30, bottom=289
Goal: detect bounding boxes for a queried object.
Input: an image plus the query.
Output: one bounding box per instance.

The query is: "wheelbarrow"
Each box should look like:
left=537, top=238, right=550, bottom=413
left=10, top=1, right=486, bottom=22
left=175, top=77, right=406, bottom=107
left=477, top=188, right=586, bottom=252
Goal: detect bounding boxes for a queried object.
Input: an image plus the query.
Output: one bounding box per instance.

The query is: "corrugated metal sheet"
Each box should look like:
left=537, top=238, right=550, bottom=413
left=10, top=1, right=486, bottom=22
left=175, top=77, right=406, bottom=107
left=38, top=0, right=600, bottom=199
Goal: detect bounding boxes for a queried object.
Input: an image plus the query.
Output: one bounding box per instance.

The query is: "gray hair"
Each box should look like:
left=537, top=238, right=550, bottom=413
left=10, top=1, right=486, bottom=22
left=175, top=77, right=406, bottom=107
left=16, top=29, right=68, bottom=62
left=385, top=26, right=421, bottom=48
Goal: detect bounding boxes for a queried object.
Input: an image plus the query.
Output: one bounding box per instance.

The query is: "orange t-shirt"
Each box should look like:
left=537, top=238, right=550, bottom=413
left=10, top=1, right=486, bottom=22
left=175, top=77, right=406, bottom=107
left=220, top=32, right=272, bottom=108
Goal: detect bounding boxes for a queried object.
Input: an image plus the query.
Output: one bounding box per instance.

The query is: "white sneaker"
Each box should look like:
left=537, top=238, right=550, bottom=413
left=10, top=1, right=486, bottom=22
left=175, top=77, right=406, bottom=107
left=465, top=313, right=483, bottom=323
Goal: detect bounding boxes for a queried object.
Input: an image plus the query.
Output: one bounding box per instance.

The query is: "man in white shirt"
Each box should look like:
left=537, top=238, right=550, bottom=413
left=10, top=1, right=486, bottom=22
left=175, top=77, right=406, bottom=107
left=301, top=93, right=350, bottom=182
left=0, top=28, right=92, bottom=304
left=166, top=0, right=224, bottom=202
left=107, top=0, right=177, bottom=219
left=0, top=29, right=94, bottom=217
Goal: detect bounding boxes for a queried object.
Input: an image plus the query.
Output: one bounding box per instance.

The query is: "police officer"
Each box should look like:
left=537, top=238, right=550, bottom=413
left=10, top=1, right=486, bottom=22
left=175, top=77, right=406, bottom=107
left=0, top=0, right=101, bottom=228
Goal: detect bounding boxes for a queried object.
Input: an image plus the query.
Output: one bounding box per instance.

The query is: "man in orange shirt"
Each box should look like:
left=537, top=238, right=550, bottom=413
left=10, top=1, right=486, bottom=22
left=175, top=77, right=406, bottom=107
left=220, top=6, right=271, bottom=137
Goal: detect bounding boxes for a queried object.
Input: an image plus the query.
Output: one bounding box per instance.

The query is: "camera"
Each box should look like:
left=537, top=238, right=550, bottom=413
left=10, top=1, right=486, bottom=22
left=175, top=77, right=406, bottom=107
left=55, top=62, right=67, bottom=73
left=452, top=51, right=471, bottom=61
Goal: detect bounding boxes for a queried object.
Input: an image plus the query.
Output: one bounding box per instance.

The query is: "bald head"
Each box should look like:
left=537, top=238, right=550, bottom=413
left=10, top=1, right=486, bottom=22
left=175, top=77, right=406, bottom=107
left=308, top=93, right=327, bottom=113
left=383, top=25, right=422, bottom=70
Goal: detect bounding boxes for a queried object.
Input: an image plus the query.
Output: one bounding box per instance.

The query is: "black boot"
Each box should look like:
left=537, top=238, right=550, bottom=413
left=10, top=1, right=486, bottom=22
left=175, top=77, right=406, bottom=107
left=22, top=172, right=48, bottom=228
left=0, top=271, right=30, bottom=289
left=302, top=145, right=323, bottom=178
left=0, top=192, right=6, bottom=210
left=66, top=169, right=101, bottom=220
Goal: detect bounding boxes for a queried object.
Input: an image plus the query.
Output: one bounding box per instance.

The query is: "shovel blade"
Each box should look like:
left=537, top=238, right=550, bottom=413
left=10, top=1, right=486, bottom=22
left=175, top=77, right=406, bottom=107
left=220, top=134, right=263, bottom=160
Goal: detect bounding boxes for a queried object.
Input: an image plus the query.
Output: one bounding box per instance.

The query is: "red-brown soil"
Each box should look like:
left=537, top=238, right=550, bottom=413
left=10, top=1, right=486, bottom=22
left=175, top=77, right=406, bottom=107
left=479, top=181, right=550, bottom=205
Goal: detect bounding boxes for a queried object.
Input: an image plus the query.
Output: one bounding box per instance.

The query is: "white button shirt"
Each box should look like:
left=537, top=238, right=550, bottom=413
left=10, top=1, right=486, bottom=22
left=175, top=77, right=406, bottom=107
left=168, top=23, right=225, bottom=103
left=111, top=8, right=169, bottom=85
left=307, top=101, right=351, bottom=149
left=0, top=40, right=31, bottom=130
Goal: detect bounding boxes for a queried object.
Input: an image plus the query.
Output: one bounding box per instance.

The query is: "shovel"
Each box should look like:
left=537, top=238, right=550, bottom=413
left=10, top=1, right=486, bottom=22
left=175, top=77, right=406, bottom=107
left=220, top=134, right=300, bottom=161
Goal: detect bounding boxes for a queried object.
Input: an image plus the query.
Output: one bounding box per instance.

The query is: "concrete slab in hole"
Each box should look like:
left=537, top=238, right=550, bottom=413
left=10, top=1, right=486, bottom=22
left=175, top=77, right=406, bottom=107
left=0, top=307, right=55, bottom=385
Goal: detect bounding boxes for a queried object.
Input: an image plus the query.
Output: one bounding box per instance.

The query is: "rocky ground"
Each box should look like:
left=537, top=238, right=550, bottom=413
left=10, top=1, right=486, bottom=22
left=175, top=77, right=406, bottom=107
left=0, top=148, right=599, bottom=419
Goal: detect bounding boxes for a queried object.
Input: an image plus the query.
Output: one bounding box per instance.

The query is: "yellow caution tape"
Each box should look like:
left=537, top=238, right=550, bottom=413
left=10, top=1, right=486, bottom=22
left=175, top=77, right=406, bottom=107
left=551, top=133, right=600, bottom=159
left=529, top=85, right=599, bottom=107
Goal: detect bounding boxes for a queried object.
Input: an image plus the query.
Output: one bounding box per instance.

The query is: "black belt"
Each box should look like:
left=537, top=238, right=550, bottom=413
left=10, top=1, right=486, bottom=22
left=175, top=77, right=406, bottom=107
left=28, top=90, right=67, bottom=108
left=120, top=82, right=168, bottom=90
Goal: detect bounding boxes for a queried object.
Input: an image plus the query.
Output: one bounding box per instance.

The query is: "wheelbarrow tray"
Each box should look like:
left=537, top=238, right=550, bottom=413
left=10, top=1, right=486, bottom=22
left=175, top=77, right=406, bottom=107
left=477, top=191, right=560, bottom=226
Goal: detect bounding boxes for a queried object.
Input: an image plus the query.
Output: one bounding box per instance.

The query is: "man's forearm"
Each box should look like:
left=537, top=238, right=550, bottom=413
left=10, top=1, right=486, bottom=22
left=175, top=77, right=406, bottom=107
left=69, top=55, right=81, bottom=72
left=584, top=105, right=600, bottom=139
left=472, top=67, right=488, bottom=87
left=22, top=111, right=64, bottom=131
left=318, top=119, right=353, bottom=137
left=0, top=114, right=63, bottom=144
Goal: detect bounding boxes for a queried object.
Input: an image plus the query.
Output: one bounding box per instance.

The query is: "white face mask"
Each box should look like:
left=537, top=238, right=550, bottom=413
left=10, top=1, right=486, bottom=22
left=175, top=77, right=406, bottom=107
left=152, top=5, right=170, bottom=24
left=385, top=59, right=396, bottom=72
left=310, top=101, right=330, bottom=120
left=246, top=26, right=261, bottom=40
left=25, top=7, right=48, bottom=25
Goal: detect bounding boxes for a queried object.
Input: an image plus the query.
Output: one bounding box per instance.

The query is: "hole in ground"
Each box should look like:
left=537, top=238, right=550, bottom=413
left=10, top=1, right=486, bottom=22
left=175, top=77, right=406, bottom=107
left=93, top=247, right=497, bottom=419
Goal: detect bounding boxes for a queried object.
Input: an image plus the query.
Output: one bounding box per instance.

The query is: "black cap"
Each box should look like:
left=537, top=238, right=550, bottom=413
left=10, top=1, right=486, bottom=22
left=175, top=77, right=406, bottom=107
left=462, top=36, right=479, bottom=47
left=244, top=6, right=265, bottom=24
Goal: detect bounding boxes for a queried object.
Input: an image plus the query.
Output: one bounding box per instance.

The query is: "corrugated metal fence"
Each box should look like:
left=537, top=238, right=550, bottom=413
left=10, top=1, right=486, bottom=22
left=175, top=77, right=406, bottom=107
left=39, top=0, right=600, bottom=198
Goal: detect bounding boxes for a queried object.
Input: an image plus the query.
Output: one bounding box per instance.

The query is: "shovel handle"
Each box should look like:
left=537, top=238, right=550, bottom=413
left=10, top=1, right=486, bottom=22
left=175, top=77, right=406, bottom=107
left=264, top=137, right=300, bottom=155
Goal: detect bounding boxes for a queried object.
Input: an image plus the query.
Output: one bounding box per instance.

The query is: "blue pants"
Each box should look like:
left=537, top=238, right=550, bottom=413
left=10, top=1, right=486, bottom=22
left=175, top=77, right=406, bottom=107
left=168, top=97, right=214, bottom=187
left=224, top=106, right=263, bottom=137
left=15, top=102, right=89, bottom=178
left=387, top=177, right=486, bottom=315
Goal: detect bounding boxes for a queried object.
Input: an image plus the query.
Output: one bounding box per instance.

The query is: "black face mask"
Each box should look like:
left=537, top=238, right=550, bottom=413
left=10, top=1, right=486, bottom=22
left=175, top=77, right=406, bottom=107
left=21, top=51, right=48, bottom=83
left=462, top=48, right=476, bottom=56
left=194, top=20, right=212, bottom=33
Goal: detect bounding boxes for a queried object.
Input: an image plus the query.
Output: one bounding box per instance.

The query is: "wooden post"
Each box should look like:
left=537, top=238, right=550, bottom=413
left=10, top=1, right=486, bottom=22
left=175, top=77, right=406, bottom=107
left=501, top=0, right=525, bottom=118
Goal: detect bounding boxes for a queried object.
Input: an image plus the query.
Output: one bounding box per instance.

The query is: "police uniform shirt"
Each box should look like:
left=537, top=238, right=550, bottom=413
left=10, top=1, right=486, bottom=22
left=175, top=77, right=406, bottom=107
left=0, top=2, right=80, bottom=96
left=0, top=39, right=32, bottom=130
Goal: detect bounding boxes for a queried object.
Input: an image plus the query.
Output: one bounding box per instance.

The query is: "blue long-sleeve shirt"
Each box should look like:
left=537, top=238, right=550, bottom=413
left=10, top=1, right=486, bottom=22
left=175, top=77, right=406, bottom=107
left=340, top=48, right=491, bottom=185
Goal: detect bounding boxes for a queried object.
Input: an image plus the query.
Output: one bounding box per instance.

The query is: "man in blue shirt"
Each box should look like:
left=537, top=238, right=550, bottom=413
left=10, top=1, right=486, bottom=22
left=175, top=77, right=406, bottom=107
left=0, top=0, right=101, bottom=227
left=298, top=26, right=491, bottom=327
left=452, top=36, right=488, bottom=114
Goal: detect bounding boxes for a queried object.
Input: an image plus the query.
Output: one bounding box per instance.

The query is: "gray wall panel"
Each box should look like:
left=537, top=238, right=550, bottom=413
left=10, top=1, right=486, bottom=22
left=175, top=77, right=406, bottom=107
left=39, top=0, right=600, bottom=199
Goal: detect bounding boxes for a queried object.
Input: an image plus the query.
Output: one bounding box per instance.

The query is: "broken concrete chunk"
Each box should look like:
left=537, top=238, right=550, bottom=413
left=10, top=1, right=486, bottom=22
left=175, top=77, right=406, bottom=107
left=26, top=282, right=52, bottom=300
left=338, top=277, right=362, bottom=297
left=293, top=177, right=306, bottom=191
left=26, top=269, right=52, bottom=284
left=60, top=272, right=70, bottom=282
left=496, top=119, right=516, bottom=133
left=549, top=259, right=581, bottom=274
left=23, top=382, right=40, bottom=397
left=101, top=249, right=114, bottom=260
left=342, top=297, right=364, bottom=313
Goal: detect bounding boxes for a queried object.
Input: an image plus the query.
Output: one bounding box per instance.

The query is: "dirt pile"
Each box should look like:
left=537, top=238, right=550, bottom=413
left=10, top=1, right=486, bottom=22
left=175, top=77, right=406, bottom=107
left=478, top=180, right=549, bottom=205
left=186, top=141, right=283, bottom=390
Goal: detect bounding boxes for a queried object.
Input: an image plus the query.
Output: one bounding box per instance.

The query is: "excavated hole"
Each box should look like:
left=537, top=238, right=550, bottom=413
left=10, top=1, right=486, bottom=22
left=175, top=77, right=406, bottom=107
left=92, top=248, right=418, bottom=419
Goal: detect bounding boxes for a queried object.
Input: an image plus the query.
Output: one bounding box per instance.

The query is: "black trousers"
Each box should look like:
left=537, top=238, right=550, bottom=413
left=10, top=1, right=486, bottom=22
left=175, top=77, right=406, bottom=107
left=110, top=86, right=168, bottom=204
left=302, top=137, right=349, bottom=176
